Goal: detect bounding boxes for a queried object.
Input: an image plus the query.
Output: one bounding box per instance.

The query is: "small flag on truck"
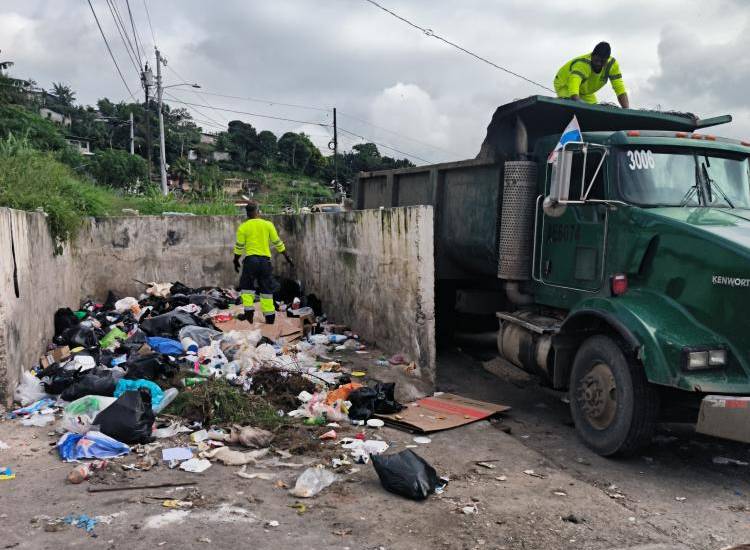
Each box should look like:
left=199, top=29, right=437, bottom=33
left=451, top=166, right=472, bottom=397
left=548, top=115, right=582, bottom=163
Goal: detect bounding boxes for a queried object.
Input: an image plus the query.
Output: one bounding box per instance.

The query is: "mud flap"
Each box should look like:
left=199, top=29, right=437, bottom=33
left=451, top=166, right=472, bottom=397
left=696, top=395, right=750, bottom=443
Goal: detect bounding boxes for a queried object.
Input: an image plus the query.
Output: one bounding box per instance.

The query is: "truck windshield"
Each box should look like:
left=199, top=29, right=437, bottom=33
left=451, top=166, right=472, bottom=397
left=617, top=148, right=750, bottom=208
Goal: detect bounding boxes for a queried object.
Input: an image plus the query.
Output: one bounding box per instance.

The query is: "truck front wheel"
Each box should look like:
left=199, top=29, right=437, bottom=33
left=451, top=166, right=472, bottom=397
left=569, top=335, right=659, bottom=456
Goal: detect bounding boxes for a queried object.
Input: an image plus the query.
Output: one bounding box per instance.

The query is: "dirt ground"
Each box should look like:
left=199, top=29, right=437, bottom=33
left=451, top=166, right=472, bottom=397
left=1, top=348, right=749, bottom=549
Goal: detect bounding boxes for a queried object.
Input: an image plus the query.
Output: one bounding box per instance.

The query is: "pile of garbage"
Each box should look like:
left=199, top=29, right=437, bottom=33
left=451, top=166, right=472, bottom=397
left=8, top=280, right=443, bottom=501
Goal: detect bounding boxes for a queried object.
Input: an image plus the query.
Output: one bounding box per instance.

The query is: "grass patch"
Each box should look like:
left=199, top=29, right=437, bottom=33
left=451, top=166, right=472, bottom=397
left=166, top=378, right=288, bottom=428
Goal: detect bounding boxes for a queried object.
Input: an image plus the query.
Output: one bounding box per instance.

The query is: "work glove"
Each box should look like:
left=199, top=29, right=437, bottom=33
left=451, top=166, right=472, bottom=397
left=233, top=259, right=241, bottom=273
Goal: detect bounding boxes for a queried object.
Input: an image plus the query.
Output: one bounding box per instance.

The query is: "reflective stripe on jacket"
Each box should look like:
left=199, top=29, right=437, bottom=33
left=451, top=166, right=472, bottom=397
left=233, top=218, right=285, bottom=257
left=554, top=53, right=626, bottom=100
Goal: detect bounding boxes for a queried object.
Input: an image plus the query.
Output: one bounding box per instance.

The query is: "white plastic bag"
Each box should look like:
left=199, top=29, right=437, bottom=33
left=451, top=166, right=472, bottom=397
left=62, top=395, right=117, bottom=434
left=289, top=467, right=338, bottom=498
left=14, top=371, right=48, bottom=406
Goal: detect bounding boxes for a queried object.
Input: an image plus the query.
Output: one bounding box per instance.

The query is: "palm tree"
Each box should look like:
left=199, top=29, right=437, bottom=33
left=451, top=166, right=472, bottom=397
left=51, top=82, right=76, bottom=106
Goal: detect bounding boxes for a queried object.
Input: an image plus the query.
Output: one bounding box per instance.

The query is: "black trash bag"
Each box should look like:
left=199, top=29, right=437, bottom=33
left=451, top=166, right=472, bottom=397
left=124, top=353, right=164, bottom=380
left=371, top=450, right=440, bottom=501
left=60, top=372, right=117, bottom=401
left=93, top=389, right=155, bottom=444
left=348, top=382, right=404, bottom=421
left=306, top=293, right=323, bottom=316
left=102, top=290, right=119, bottom=311
left=41, top=365, right=82, bottom=395
left=140, top=310, right=199, bottom=338
left=169, top=281, right=194, bottom=296
left=348, top=387, right=378, bottom=421
left=61, top=326, right=99, bottom=349
left=54, top=308, right=80, bottom=338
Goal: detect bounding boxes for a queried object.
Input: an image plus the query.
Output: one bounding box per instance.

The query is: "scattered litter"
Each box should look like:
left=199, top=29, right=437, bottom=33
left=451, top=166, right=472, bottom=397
left=0, top=467, right=16, bottom=481
left=523, top=469, right=547, bottom=479
left=495, top=475, right=507, bottom=481
left=0, top=441, right=8, bottom=451
left=162, top=447, right=193, bottom=462
left=63, top=514, right=99, bottom=535
left=675, top=496, right=687, bottom=502
left=179, top=458, right=212, bottom=473
left=236, top=466, right=275, bottom=480
left=372, top=449, right=442, bottom=501
left=476, top=461, right=497, bottom=469
left=266, top=520, right=280, bottom=528
left=163, top=499, right=193, bottom=509
left=201, top=446, right=269, bottom=466
left=319, top=429, right=337, bottom=440
left=366, top=418, right=385, bottom=428
left=289, top=467, right=338, bottom=498
left=413, top=436, right=431, bottom=445
left=462, top=504, right=478, bottom=515
left=57, top=431, right=130, bottom=461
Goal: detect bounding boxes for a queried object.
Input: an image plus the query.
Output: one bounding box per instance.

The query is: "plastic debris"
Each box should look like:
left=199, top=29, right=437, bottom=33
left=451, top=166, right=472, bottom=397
left=57, top=431, right=130, bottom=461
left=289, top=467, right=338, bottom=498
left=179, top=458, right=212, bottom=473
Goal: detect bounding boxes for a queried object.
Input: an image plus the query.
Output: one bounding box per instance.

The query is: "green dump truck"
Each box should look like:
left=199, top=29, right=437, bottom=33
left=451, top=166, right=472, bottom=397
left=353, top=96, right=750, bottom=455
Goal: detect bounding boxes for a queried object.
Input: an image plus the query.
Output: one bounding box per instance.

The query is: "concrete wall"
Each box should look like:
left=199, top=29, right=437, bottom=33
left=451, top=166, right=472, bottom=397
left=0, top=207, right=435, bottom=405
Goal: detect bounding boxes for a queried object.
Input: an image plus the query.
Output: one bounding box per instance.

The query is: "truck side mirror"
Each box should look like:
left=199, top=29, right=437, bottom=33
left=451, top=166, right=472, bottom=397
left=544, top=150, right=573, bottom=217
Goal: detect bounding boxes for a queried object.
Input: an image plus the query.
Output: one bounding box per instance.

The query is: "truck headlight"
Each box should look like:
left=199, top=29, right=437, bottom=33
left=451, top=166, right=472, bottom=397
left=683, top=347, right=728, bottom=370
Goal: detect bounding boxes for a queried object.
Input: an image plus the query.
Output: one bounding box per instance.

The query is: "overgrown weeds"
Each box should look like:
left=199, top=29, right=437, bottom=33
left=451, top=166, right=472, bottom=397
left=166, top=378, right=288, bottom=428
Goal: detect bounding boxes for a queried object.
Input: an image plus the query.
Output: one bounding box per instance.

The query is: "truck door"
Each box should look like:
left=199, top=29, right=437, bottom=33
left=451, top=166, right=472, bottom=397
left=538, top=149, right=608, bottom=292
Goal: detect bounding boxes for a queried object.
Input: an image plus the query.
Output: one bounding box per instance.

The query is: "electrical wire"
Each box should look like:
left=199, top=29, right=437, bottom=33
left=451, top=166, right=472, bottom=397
left=362, top=0, right=554, bottom=93
left=197, top=90, right=331, bottom=113
left=337, top=110, right=455, bottom=158
left=164, top=90, right=225, bottom=128
left=337, top=127, right=432, bottom=163
left=104, top=0, right=140, bottom=75
left=142, top=0, right=157, bottom=45
left=164, top=98, right=330, bottom=127
left=87, top=0, right=138, bottom=101
left=166, top=64, right=229, bottom=125
left=125, top=0, right=144, bottom=62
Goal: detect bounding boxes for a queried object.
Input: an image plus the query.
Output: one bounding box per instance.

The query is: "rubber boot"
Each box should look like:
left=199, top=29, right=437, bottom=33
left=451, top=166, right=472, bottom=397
left=265, top=313, right=276, bottom=325
left=244, top=309, right=254, bottom=324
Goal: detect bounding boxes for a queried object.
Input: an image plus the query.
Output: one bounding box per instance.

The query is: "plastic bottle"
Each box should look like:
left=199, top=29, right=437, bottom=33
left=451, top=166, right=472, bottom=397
left=181, top=337, right=199, bottom=354
left=181, top=377, right=207, bottom=387
left=153, top=388, right=179, bottom=414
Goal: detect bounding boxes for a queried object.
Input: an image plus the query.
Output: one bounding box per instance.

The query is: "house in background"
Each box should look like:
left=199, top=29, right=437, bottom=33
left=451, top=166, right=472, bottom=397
left=39, top=107, right=71, bottom=127
left=65, top=137, right=93, bottom=156
left=200, top=132, right=217, bottom=146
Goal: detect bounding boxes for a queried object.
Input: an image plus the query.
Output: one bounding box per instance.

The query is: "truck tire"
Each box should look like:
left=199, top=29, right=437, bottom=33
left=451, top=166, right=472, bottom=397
left=569, top=335, right=658, bottom=456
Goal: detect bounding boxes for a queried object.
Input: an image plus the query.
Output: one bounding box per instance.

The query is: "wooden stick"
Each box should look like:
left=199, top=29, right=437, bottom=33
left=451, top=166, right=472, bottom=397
left=87, top=481, right=197, bottom=493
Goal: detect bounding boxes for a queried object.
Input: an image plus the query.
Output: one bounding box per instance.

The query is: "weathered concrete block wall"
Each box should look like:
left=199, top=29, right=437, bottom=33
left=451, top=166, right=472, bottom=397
left=0, top=207, right=435, bottom=405
left=273, top=207, right=436, bottom=387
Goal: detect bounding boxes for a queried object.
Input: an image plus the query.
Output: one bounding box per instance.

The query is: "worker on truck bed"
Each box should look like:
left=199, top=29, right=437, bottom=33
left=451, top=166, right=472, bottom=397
left=554, top=41, right=629, bottom=108
left=233, top=200, right=293, bottom=324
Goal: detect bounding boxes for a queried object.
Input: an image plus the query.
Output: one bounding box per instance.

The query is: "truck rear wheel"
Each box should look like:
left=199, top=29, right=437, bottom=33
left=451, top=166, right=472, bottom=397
left=569, top=335, right=658, bottom=456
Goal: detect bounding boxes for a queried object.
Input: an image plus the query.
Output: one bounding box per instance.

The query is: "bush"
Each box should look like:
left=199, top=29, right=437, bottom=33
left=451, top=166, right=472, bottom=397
left=88, top=148, right=149, bottom=192
left=0, top=104, right=67, bottom=151
left=0, top=138, right=112, bottom=244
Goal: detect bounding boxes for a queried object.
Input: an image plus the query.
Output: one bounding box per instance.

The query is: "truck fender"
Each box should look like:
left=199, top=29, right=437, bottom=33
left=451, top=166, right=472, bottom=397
left=552, top=290, right=727, bottom=391
left=552, top=309, right=641, bottom=389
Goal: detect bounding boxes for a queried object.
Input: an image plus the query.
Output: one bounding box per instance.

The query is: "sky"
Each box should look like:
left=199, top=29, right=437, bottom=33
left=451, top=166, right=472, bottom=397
left=1, top=0, right=748, bottom=164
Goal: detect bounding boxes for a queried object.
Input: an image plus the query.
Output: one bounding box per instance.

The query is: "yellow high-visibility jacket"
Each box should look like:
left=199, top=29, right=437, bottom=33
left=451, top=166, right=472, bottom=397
left=233, top=218, right=285, bottom=257
left=554, top=53, right=626, bottom=104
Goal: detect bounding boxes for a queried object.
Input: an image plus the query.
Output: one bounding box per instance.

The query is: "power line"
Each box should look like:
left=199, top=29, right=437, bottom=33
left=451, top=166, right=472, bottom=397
left=104, top=0, right=140, bottom=75
left=337, top=127, right=432, bottom=164
left=362, top=0, right=554, bottom=93
left=337, top=110, right=455, bottom=158
left=142, top=0, right=157, bottom=45
left=197, top=90, right=331, bottom=113
left=125, top=0, right=144, bottom=62
left=86, top=0, right=138, bottom=101
left=163, top=90, right=225, bottom=129
left=166, top=64, right=229, bottom=125
left=164, top=98, right=330, bottom=127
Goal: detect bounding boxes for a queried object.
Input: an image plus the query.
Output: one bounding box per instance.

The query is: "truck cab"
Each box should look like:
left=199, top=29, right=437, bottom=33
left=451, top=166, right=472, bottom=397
left=355, top=96, right=750, bottom=455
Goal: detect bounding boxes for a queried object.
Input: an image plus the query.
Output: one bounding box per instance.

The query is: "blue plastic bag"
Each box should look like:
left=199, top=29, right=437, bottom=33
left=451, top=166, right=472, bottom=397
left=146, top=337, right=184, bottom=356
left=114, top=378, right=164, bottom=407
left=57, top=431, right=130, bottom=461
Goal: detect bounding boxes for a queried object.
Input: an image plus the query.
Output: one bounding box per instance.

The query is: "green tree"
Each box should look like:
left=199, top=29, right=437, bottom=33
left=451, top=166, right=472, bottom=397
left=227, top=120, right=258, bottom=167
left=169, top=156, right=191, bottom=187
left=257, top=130, right=278, bottom=168
left=88, top=149, right=148, bottom=192
left=51, top=82, right=76, bottom=107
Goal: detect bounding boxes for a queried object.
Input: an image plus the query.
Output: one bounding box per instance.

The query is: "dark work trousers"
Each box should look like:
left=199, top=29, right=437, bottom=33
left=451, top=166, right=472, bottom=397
left=239, top=255, right=277, bottom=317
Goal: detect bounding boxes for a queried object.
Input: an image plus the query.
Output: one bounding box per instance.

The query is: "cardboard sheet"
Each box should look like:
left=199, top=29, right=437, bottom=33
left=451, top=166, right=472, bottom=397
left=213, top=305, right=311, bottom=343
left=376, top=393, right=510, bottom=433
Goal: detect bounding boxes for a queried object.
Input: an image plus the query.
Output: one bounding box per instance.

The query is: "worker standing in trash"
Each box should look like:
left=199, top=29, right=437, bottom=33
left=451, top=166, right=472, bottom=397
left=233, top=201, right=293, bottom=324
left=554, top=42, right=629, bottom=108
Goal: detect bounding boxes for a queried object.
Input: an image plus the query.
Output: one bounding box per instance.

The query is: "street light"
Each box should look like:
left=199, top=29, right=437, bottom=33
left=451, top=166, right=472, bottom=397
left=156, top=79, right=201, bottom=194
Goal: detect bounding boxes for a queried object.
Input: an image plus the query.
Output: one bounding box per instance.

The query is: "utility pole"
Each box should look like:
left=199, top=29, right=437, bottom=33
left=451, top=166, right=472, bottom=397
left=129, top=111, right=134, bottom=155
left=141, top=63, right=154, bottom=177
left=155, top=47, right=168, bottom=195
left=329, top=107, right=339, bottom=195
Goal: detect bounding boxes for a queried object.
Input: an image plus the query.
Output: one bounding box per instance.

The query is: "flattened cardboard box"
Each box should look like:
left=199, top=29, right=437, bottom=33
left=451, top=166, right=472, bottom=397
left=376, top=393, right=510, bottom=433
left=213, top=305, right=312, bottom=343
left=696, top=395, right=750, bottom=444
